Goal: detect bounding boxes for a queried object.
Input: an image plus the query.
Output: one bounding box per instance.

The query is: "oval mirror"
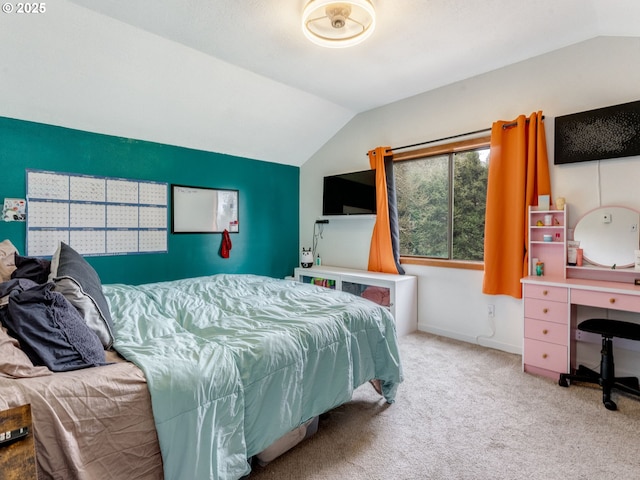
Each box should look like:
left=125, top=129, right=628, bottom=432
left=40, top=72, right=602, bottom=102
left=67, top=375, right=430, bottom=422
left=573, top=206, right=640, bottom=268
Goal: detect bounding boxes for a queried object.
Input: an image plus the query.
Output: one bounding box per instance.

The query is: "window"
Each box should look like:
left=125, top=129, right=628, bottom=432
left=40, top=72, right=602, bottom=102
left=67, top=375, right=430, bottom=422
left=394, top=137, right=490, bottom=266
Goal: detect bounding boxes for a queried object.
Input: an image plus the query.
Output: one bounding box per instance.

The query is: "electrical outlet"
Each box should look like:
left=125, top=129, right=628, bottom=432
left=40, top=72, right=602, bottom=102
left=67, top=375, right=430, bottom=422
left=487, top=304, right=495, bottom=318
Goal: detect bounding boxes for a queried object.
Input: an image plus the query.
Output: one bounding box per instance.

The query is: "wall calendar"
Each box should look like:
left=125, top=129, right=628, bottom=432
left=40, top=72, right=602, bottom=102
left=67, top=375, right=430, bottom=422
left=26, top=169, right=168, bottom=257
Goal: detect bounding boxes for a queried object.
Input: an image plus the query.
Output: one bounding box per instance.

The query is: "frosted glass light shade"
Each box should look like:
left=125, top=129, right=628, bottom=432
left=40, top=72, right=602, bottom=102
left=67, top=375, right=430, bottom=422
left=302, top=0, right=376, bottom=48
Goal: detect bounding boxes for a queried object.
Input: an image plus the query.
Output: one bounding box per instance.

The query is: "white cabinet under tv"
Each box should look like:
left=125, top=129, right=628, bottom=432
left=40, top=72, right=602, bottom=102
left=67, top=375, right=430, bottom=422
left=293, top=265, right=417, bottom=337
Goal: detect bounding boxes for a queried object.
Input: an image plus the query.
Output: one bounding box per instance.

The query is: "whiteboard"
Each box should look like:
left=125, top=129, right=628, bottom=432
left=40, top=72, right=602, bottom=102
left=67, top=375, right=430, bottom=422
left=171, top=184, right=239, bottom=233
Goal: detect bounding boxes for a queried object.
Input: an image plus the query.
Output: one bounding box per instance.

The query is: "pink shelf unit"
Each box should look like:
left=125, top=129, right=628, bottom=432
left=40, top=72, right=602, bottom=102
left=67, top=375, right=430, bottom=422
left=528, top=205, right=567, bottom=279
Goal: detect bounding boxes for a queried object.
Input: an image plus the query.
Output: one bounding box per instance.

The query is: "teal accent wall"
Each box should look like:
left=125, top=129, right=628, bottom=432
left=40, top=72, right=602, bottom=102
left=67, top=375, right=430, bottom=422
left=0, top=117, right=299, bottom=284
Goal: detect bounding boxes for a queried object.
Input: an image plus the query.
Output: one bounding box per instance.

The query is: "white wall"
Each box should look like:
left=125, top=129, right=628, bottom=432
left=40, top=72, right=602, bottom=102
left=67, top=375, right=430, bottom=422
left=300, top=36, right=640, bottom=356
left=0, top=1, right=353, bottom=167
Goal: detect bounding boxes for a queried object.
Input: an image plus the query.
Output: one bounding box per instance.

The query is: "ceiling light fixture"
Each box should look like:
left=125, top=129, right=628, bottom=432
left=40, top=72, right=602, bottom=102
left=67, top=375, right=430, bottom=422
left=302, top=0, right=376, bottom=48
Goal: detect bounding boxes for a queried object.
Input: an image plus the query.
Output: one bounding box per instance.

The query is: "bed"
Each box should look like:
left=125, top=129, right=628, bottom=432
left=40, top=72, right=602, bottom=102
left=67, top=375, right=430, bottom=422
left=0, top=242, right=403, bottom=480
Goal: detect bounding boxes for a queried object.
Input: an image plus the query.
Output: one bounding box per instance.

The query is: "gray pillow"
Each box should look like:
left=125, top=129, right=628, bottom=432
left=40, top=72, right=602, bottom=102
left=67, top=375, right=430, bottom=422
left=49, top=242, right=114, bottom=348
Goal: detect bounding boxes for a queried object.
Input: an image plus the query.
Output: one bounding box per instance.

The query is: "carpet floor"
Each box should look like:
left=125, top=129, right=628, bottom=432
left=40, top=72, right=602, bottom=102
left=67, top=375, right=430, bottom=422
left=249, top=331, right=640, bottom=480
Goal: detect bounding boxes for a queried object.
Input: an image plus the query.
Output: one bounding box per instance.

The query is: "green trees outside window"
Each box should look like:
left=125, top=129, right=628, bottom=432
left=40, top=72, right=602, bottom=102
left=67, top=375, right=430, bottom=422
left=395, top=148, right=489, bottom=261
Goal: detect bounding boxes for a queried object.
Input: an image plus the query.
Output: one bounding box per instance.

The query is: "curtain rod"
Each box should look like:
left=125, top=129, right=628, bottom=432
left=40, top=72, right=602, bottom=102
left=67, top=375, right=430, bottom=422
left=386, top=116, right=545, bottom=153
left=391, top=127, right=490, bottom=152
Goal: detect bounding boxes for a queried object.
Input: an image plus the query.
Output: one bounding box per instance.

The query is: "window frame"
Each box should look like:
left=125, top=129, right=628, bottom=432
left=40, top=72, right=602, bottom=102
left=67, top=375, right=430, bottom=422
left=394, top=135, right=491, bottom=271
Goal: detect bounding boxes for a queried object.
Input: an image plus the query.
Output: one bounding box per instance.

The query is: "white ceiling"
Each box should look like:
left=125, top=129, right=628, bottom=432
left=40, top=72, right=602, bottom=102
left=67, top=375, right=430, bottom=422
left=2, top=1, right=640, bottom=166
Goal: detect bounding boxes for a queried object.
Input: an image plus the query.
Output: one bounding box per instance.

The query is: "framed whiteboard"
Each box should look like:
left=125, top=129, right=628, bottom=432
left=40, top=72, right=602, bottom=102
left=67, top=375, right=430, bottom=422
left=171, top=184, right=239, bottom=233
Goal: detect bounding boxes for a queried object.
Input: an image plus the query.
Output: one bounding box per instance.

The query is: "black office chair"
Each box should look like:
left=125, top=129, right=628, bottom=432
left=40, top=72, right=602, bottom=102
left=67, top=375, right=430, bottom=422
left=559, top=318, right=640, bottom=411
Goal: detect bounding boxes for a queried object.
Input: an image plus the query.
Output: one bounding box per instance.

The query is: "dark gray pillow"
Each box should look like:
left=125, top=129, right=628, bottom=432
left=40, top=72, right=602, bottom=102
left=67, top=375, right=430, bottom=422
left=11, top=254, right=51, bottom=284
left=1, top=282, right=107, bottom=372
left=49, top=243, right=114, bottom=348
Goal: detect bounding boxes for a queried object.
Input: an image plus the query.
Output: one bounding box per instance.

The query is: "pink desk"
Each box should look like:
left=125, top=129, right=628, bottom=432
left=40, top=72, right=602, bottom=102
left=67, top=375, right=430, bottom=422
left=521, top=276, right=640, bottom=380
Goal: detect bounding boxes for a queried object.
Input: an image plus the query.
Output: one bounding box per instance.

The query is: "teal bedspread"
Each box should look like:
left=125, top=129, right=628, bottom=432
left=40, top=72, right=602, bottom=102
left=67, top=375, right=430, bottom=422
left=104, top=274, right=402, bottom=480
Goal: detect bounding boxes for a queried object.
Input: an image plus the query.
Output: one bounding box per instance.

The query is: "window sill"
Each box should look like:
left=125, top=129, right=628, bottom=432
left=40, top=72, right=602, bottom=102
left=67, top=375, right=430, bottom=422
left=400, top=257, right=484, bottom=271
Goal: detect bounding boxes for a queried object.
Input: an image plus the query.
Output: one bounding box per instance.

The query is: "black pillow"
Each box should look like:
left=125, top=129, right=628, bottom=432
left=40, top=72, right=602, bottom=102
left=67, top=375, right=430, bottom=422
left=1, top=282, right=107, bottom=372
left=11, top=254, right=51, bottom=284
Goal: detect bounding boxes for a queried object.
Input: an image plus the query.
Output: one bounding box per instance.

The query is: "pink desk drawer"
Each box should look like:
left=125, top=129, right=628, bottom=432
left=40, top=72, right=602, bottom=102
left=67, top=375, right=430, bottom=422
left=523, top=338, right=567, bottom=373
left=524, top=318, right=567, bottom=346
left=523, top=298, right=568, bottom=324
left=571, top=289, right=640, bottom=313
left=523, top=284, right=568, bottom=303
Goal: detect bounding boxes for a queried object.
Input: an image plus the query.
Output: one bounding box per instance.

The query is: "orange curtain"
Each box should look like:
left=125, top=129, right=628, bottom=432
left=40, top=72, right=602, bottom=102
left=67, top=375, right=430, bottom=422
left=368, top=146, right=399, bottom=274
left=482, top=111, right=551, bottom=298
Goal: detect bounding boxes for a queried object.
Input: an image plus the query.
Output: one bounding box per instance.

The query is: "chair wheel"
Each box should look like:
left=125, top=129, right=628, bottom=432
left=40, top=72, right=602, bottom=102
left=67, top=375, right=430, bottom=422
left=604, top=399, right=617, bottom=411
left=558, top=375, right=569, bottom=387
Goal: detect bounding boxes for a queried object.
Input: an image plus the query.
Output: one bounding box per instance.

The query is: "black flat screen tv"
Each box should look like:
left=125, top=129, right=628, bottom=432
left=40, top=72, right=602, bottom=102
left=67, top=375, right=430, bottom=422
left=322, top=169, right=377, bottom=216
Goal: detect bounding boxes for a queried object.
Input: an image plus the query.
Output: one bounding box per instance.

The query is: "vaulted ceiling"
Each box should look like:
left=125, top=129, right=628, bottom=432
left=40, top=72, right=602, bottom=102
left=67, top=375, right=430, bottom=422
left=1, top=1, right=639, bottom=166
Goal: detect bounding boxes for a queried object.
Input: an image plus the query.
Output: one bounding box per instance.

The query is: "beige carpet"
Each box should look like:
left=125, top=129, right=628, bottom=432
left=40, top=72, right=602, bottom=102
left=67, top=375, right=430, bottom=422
left=249, top=332, right=640, bottom=480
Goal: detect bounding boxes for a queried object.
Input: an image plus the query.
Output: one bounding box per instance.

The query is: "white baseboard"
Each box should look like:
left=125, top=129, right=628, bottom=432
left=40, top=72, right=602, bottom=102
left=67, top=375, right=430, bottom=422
left=576, top=329, right=640, bottom=353
left=417, top=324, right=522, bottom=355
